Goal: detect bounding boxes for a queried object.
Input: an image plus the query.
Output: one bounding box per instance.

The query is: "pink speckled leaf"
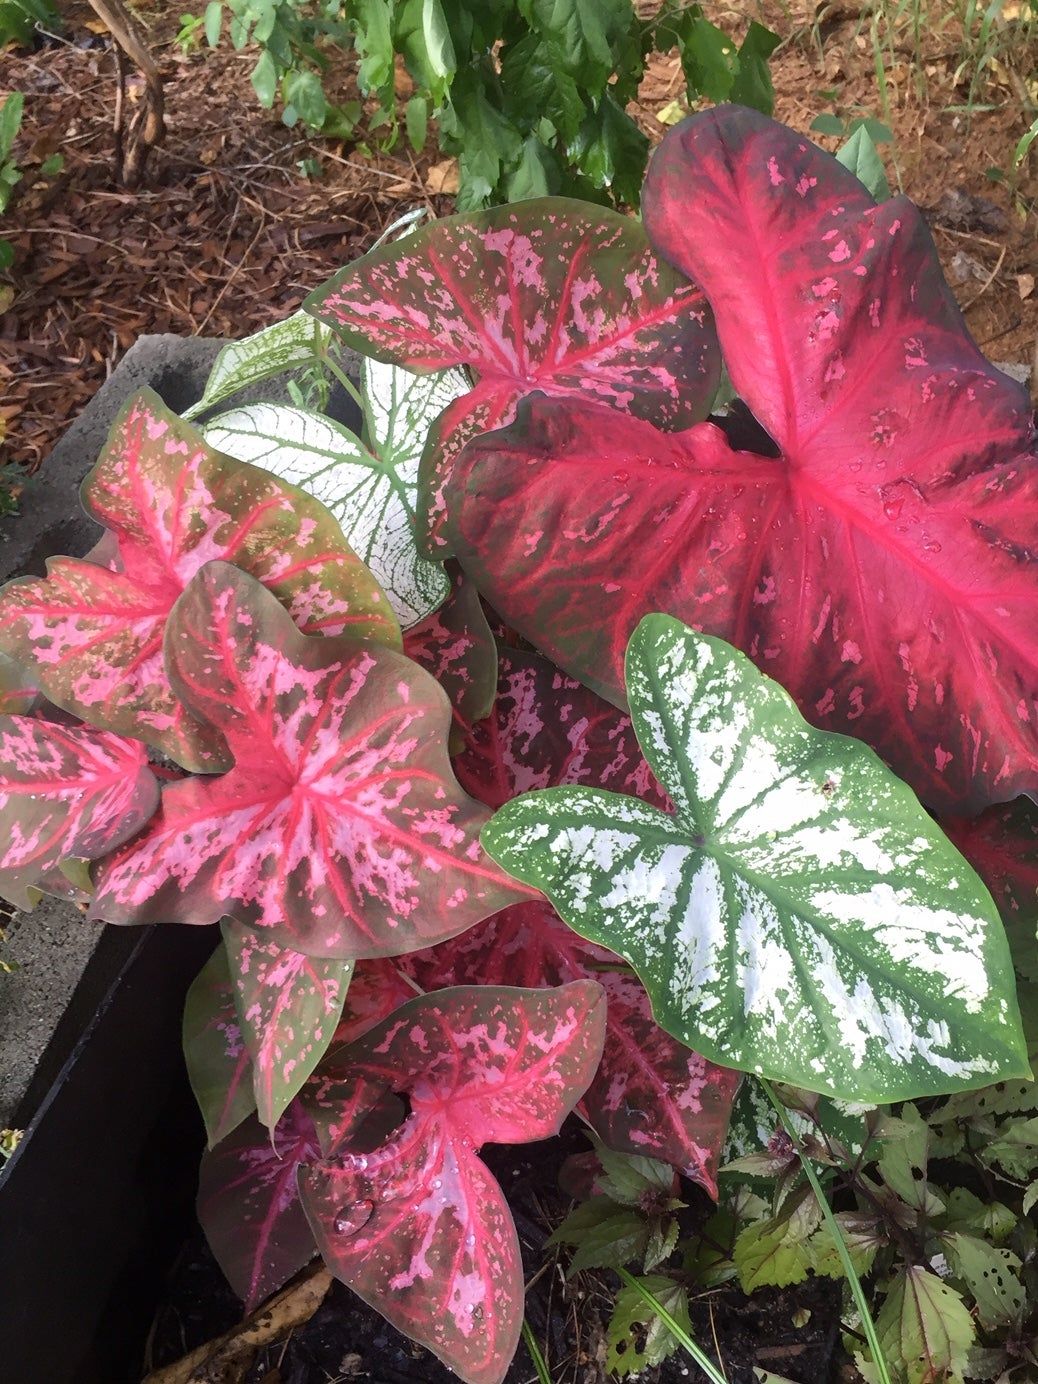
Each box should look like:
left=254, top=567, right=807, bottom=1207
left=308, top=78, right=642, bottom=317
left=197, top=1102, right=320, bottom=1311
left=0, top=714, right=158, bottom=908
left=222, top=919, right=354, bottom=1132
left=183, top=943, right=257, bottom=1147
left=943, top=798, right=1038, bottom=982
left=406, top=904, right=738, bottom=1195
left=300, top=982, right=606, bottom=1384
left=403, top=562, right=497, bottom=738
left=0, top=653, right=37, bottom=714
left=0, top=391, right=400, bottom=771
left=91, top=562, right=528, bottom=955
left=306, top=199, right=720, bottom=554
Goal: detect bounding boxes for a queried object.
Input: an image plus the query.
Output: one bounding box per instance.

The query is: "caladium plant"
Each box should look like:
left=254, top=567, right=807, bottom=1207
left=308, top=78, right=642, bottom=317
left=1, top=103, right=1035, bottom=1384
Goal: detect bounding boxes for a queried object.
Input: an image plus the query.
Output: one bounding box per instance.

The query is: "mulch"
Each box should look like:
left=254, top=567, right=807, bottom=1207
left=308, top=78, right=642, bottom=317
left=0, top=1, right=1035, bottom=472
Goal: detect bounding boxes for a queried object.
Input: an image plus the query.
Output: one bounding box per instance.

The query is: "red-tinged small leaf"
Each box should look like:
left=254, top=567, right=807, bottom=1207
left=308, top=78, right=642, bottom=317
left=183, top=944, right=257, bottom=1147
left=306, top=199, right=720, bottom=553
left=197, top=1102, right=320, bottom=1311
left=449, top=382, right=1038, bottom=812
left=0, top=392, right=400, bottom=771
left=223, top=919, right=354, bottom=1132
left=91, top=562, right=528, bottom=955
left=943, top=798, right=1038, bottom=982
left=300, top=982, right=606, bottom=1384
left=403, top=562, right=497, bottom=737
left=405, top=904, right=738, bottom=1194
left=0, top=715, right=159, bottom=909
left=0, top=653, right=36, bottom=714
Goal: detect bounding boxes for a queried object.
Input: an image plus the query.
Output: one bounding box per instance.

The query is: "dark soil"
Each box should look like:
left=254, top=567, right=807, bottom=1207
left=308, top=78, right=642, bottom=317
left=146, top=1121, right=844, bottom=1384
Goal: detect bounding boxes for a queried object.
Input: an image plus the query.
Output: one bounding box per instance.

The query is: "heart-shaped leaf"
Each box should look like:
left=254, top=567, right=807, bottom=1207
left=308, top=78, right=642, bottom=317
left=447, top=109, right=1038, bottom=812
left=0, top=715, right=158, bottom=908
left=943, top=798, right=1038, bottom=982
left=197, top=1101, right=320, bottom=1311
left=299, top=981, right=606, bottom=1384
left=222, top=919, right=354, bottom=1132
left=183, top=943, right=257, bottom=1147
left=0, top=392, right=400, bottom=771
left=91, top=562, right=528, bottom=955
left=405, top=902, right=739, bottom=1194
left=203, top=359, right=469, bottom=628
left=306, top=198, right=720, bottom=553
left=183, top=309, right=333, bottom=421
left=484, top=615, right=1029, bottom=1102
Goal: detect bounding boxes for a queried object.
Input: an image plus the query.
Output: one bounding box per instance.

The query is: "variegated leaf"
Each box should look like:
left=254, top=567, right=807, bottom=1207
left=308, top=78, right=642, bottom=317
left=0, top=715, right=158, bottom=909
left=0, top=652, right=36, bottom=714
left=405, top=902, right=739, bottom=1194
left=197, top=1102, right=320, bottom=1310
left=223, top=919, right=354, bottom=1132
left=306, top=199, right=720, bottom=553
left=403, top=562, right=497, bottom=735
left=484, top=615, right=1029, bottom=1102
left=183, top=943, right=257, bottom=1147
left=182, top=309, right=333, bottom=421
left=91, top=562, right=528, bottom=955
left=300, top=982, right=606, bottom=1384
left=203, top=359, right=467, bottom=627
left=0, top=392, right=400, bottom=771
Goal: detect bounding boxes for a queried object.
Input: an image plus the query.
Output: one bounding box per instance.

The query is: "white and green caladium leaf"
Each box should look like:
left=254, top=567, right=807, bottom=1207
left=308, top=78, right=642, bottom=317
left=203, top=360, right=468, bottom=628
left=483, top=615, right=1028, bottom=1103
left=183, top=310, right=333, bottom=421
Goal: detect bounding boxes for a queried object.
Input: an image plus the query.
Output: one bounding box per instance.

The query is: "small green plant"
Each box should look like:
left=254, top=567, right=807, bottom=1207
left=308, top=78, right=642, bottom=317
left=0, top=91, right=24, bottom=272
left=179, top=0, right=779, bottom=209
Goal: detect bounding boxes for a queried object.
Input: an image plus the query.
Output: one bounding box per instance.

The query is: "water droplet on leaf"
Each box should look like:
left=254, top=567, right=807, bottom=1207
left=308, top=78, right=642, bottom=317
left=333, top=1199, right=374, bottom=1236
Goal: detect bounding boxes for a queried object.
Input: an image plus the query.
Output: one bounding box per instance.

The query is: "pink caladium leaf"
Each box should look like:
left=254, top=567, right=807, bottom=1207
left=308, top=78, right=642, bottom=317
left=448, top=176, right=1038, bottom=812
left=299, top=982, right=606, bottom=1384
left=0, top=391, right=401, bottom=771
left=404, top=904, right=738, bottom=1195
left=403, top=562, right=497, bottom=738
left=0, top=653, right=37, bottom=714
left=943, top=798, right=1038, bottom=982
left=306, top=199, right=720, bottom=554
left=91, top=562, right=529, bottom=955
left=222, top=919, right=354, bottom=1132
left=183, top=943, right=257, bottom=1147
left=0, top=715, right=158, bottom=908
left=197, top=1101, right=320, bottom=1311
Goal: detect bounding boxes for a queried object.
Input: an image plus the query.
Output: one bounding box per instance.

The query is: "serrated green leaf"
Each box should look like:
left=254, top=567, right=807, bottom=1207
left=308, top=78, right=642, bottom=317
left=519, top=0, right=632, bottom=88
left=551, top=1197, right=650, bottom=1274
left=877, top=1106, right=934, bottom=1211
left=836, top=125, right=891, bottom=200
left=283, top=69, right=327, bottom=129
left=594, top=1139, right=676, bottom=1207
left=568, top=89, right=648, bottom=206
left=204, top=358, right=466, bottom=627
left=677, top=16, right=738, bottom=103
left=1023, top=1179, right=1038, bottom=1215
left=183, top=310, right=331, bottom=421
left=940, top=1188, right=1017, bottom=1243
left=941, top=1232, right=1024, bottom=1330
left=483, top=616, right=1028, bottom=1103
left=980, top=1116, right=1038, bottom=1179
left=499, top=31, right=586, bottom=142
left=606, top=1274, right=690, bottom=1377
left=729, top=21, right=780, bottom=113
left=870, top=1265, right=974, bottom=1384
left=733, top=1186, right=822, bottom=1291
left=806, top=1210, right=883, bottom=1280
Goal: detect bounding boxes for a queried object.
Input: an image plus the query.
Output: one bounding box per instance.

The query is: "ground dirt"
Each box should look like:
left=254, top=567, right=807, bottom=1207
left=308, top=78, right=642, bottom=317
left=0, top=0, right=1035, bottom=469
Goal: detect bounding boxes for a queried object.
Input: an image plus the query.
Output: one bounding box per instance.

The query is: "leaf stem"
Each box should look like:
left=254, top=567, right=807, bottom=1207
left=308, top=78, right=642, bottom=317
left=521, top=1318, right=552, bottom=1384
left=759, top=1079, right=893, bottom=1384
left=615, top=1267, right=729, bottom=1384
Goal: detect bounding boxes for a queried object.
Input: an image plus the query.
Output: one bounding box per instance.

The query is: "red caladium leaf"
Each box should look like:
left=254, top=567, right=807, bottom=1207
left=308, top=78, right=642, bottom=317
left=306, top=200, right=720, bottom=554
left=222, top=920, right=354, bottom=1133
left=299, top=982, right=606, bottom=1384
left=91, top=562, right=529, bottom=955
left=0, top=715, right=158, bottom=908
left=403, top=561, right=497, bottom=737
left=0, top=392, right=401, bottom=772
left=405, top=903, right=738, bottom=1194
left=943, top=798, right=1038, bottom=982
left=197, top=1101, right=320, bottom=1311
left=0, top=653, right=37, bottom=714
left=183, top=943, right=257, bottom=1147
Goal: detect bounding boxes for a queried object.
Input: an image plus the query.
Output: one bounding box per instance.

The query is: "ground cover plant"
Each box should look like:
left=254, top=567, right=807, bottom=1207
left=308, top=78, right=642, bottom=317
left=0, top=105, right=1036, bottom=1382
